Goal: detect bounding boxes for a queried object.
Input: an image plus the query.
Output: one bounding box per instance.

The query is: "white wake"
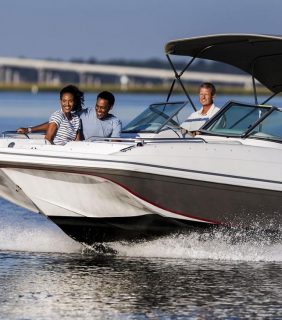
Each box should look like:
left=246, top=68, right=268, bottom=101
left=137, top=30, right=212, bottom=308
left=1, top=200, right=281, bottom=261
left=0, top=202, right=81, bottom=253
left=109, top=230, right=282, bottom=262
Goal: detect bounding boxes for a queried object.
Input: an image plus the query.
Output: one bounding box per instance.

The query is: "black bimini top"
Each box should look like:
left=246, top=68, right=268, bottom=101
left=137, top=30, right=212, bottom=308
left=165, top=34, right=282, bottom=94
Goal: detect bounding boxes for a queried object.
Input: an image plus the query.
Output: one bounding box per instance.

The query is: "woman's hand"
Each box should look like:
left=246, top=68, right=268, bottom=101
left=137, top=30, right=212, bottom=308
left=17, top=127, right=28, bottom=134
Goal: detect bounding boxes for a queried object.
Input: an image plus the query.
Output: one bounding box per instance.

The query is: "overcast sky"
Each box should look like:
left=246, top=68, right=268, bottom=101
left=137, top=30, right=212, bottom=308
left=0, top=0, right=282, bottom=61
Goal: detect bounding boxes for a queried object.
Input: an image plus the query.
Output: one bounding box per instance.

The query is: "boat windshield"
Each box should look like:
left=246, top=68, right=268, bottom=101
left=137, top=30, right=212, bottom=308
left=202, top=101, right=282, bottom=142
left=122, top=101, right=187, bottom=133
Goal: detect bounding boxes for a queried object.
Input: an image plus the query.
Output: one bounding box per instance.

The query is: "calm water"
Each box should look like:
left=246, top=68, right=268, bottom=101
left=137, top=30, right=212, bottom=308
left=0, top=91, right=282, bottom=319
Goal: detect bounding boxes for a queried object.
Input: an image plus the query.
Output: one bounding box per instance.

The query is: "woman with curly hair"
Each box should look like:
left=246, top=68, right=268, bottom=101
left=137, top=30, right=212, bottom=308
left=17, top=84, right=84, bottom=143
left=44, top=85, right=83, bottom=145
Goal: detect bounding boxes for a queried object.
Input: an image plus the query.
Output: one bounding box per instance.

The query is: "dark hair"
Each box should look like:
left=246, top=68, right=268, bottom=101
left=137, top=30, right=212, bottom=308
left=97, top=91, right=115, bottom=106
left=200, top=82, right=216, bottom=96
left=60, top=85, right=84, bottom=112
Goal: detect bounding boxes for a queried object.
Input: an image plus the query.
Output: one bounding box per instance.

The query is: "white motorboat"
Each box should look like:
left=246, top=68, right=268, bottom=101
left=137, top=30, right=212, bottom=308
left=0, top=34, right=281, bottom=244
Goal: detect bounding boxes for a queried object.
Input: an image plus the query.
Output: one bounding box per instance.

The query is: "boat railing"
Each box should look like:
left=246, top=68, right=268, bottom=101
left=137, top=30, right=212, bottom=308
left=85, top=136, right=208, bottom=145
left=1, top=131, right=208, bottom=145
left=1, top=131, right=45, bottom=139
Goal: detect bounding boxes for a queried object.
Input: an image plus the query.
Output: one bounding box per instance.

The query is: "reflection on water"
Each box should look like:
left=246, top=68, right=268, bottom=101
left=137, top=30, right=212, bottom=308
left=0, top=251, right=282, bottom=319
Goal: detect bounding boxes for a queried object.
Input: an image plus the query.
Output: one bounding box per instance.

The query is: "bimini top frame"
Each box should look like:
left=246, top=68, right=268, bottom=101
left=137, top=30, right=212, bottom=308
left=164, top=34, right=282, bottom=105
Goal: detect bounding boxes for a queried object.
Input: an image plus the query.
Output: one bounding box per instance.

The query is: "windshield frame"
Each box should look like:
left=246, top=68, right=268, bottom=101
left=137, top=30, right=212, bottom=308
left=200, top=100, right=282, bottom=143
left=122, top=101, right=188, bottom=133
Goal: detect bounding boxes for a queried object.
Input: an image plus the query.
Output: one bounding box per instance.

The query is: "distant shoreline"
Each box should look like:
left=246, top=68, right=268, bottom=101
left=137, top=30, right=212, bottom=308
left=0, top=83, right=270, bottom=95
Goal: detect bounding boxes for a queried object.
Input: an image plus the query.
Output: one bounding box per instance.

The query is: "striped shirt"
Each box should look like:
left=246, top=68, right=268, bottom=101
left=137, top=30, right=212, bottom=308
left=49, top=110, right=81, bottom=145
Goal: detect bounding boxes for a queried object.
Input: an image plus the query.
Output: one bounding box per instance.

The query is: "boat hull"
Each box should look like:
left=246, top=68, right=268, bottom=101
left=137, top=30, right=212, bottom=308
left=1, top=165, right=281, bottom=243
left=0, top=139, right=281, bottom=244
left=0, top=169, right=38, bottom=212
left=49, top=214, right=212, bottom=243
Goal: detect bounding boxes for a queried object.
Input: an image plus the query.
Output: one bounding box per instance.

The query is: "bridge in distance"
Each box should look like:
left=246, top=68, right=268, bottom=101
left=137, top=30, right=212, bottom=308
left=0, top=56, right=252, bottom=88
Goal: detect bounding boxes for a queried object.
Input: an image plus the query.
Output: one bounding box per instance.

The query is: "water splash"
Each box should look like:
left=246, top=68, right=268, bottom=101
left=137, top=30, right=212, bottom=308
left=0, top=200, right=82, bottom=253
left=0, top=223, right=82, bottom=253
left=1, top=199, right=282, bottom=260
left=109, top=228, right=282, bottom=262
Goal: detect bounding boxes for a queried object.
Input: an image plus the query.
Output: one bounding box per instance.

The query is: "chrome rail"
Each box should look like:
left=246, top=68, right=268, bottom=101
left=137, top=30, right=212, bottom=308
left=1, top=131, right=207, bottom=145
left=1, top=131, right=46, bottom=139
left=86, top=136, right=207, bottom=144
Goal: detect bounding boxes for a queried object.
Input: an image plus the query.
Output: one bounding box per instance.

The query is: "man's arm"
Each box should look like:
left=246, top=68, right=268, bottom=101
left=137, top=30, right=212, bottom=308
left=75, top=130, right=81, bottom=141
left=17, top=122, right=49, bottom=134
left=111, top=119, right=122, bottom=138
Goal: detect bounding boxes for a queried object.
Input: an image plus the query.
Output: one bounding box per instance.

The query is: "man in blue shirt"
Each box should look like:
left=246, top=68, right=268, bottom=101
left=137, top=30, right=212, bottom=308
left=79, top=91, right=121, bottom=140
left=17, top=90, right=122, bottom=139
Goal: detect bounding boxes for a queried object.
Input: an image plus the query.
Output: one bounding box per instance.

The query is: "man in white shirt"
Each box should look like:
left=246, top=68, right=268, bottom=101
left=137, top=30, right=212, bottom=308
left=181, top=82, right=220, bottom=135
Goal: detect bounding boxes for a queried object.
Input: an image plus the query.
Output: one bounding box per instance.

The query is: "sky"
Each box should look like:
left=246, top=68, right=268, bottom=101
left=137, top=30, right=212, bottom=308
left=1, top=0, right=282, bottom=61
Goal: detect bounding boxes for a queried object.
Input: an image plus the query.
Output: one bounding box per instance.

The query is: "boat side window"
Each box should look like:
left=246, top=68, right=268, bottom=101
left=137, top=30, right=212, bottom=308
left=248, top=109, right=282, bottom=140
left=204, top=103, right=270, bottom=136
left=122, top=102, right=187, bottom=133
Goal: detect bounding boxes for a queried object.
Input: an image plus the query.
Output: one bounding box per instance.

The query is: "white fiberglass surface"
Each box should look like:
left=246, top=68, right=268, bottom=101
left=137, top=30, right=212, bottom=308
left=3, top=169, right=152, bottom=218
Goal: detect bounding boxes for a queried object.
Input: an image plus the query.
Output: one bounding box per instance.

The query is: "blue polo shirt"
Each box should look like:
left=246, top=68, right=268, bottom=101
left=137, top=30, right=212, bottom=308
left=78, top=107, right=122, bottom=140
